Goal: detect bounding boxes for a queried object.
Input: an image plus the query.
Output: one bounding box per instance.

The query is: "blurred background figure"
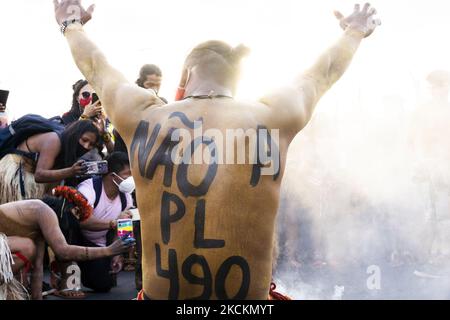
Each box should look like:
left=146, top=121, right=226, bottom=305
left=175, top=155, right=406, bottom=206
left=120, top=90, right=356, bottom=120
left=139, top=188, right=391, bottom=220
left=113, top=64, right=167, bottom=155
left=135, top=64, right=167, bottom=103
left=0, top=96, right=8, bottom=129
left=0, top=104, right=8, bottom=129
left=409, top=70, right=450, bottom=268
left=0, top=89, right=10, bottom=129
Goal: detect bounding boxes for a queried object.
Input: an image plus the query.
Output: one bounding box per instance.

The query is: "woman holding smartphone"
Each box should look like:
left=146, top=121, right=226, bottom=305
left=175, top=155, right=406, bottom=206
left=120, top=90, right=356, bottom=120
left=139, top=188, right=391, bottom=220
left=0, top=119, right=100, bottom=205
left=59, top=80, right=103, bottom=126
left=57, top=80, right=114, bottom=161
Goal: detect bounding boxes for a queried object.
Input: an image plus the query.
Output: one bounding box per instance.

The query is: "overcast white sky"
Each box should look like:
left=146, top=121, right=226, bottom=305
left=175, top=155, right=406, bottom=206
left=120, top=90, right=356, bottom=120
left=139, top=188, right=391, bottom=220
left=1, top=0, right=450, bottom=120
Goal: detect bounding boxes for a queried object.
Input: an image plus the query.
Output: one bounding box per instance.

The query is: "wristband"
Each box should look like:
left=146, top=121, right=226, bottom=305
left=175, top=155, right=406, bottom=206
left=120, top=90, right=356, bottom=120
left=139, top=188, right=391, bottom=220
left=61, top=19, right=83, bottom=35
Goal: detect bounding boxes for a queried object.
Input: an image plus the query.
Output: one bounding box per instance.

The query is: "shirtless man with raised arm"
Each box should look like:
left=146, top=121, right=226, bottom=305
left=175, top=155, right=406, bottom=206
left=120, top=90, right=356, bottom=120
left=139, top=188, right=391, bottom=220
left=53, top=0, right=379, bottom=300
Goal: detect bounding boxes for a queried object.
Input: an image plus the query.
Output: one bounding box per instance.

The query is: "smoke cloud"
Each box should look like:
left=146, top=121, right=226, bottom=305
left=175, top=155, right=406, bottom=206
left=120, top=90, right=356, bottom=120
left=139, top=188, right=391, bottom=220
left=274, top=83, right=450, bottom=299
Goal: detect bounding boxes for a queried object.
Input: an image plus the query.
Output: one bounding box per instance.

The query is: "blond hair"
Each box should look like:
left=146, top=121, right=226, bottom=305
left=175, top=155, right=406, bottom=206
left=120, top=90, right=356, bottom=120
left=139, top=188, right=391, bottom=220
left=185, top=40, right=250, bottom=85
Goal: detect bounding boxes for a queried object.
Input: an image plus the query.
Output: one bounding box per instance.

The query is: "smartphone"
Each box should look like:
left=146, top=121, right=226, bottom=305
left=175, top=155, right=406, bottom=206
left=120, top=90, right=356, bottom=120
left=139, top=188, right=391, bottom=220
left=91, top=93, right=99, bottom=104
left=0, top=90, right=9, bottom=106
left=84, top=160, right=108, bottom=176
left=117, top=219, right=134, bottom=240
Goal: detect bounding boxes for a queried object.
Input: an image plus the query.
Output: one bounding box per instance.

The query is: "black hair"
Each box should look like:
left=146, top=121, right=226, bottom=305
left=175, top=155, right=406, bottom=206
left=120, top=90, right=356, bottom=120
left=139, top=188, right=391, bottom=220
left=106, top=152, right=130, bottom=174
left=41, top=196, right=80, bottom=242
left=66, top=80, right=89, bottom=119
left=56, top=120, right=100, bottom=169
left=136, top=64, right=162, bottom=88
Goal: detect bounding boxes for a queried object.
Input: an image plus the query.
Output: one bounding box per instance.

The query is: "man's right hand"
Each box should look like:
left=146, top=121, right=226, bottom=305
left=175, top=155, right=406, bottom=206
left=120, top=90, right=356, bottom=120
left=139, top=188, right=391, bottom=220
left=53, top=0, right=95, bottom=26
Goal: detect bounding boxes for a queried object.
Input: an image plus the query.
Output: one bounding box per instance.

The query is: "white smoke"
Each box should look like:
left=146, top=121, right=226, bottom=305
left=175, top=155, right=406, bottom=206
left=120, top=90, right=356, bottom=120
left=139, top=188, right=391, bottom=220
left=274, top=84, right=450, bottom=300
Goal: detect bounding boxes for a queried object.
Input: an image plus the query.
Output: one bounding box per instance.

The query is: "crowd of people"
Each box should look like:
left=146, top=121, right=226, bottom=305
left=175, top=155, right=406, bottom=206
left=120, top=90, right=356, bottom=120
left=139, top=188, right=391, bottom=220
left=0, top=63, right=166, bottom=300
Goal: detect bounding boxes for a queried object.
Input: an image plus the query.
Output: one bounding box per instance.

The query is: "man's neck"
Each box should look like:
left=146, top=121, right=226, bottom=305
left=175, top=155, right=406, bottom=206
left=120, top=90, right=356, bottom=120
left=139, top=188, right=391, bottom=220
left=184, top=79, right=233, bottom=99
left=102, top=177, right=119, bottom=200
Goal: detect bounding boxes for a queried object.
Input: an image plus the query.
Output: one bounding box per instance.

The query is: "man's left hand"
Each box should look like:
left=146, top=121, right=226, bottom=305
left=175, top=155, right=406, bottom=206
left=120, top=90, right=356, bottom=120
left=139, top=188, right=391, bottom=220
left=53, top=0, right=95, bottom=26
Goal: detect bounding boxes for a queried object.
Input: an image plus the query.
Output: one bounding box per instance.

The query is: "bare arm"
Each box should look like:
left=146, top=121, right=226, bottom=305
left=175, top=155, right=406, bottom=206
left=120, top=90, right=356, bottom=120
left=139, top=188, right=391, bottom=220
left=53, top=0, right=161, bottom=134
left=300, top=28, right=364, bottom=111
left=36, top=203, right=131, bottom=261
left=33, top=133, right=80, bottom=183
left=81, top=210, right=131, bottom=231
left=261, top=3, right=380, bottom=135
left=30, top=240, right=45, bottom=300
left=80, top=214, right=111, bottom=231
left=31, top=133, right=64, bottom=183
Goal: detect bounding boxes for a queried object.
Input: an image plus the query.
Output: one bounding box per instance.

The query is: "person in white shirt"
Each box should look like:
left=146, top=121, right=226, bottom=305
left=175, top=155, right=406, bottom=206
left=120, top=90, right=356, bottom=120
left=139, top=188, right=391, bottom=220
left=75, top=152, right=134, bottom=293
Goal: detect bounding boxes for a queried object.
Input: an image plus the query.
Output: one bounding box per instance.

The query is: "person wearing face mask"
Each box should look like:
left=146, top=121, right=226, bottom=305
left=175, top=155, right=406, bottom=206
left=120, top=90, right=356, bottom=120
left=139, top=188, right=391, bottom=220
left=51, top=80, right=114, bottom=164
left=68, top=152, right=134, bottom=294
left=0, top=118, right=100, bottom=205
left=57, top=80, right=104, bottom=127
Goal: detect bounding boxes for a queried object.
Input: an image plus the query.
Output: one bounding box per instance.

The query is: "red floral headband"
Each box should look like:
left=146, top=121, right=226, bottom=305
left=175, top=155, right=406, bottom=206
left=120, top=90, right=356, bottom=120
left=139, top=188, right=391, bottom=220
left=52, top=186, right=93, bottom=222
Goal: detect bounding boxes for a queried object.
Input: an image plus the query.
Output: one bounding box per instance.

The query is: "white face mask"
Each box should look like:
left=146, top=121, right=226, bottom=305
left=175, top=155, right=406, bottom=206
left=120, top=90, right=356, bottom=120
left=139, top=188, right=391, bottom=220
left=113, top=173, right=136, bottom=194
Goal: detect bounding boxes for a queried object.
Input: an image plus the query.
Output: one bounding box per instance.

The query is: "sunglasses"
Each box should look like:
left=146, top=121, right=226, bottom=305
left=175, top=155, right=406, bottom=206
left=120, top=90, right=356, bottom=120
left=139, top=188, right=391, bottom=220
left=81, top=91, right=92, bottom=99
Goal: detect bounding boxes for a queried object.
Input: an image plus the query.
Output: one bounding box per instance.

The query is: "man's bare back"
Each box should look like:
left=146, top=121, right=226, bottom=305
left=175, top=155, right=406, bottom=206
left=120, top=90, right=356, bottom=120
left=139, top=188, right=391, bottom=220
left=126, top=98, right=290, bottom=299
left=0, top=201, right=43, bottom=241
left=54, top=0, right=379, bottom=300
